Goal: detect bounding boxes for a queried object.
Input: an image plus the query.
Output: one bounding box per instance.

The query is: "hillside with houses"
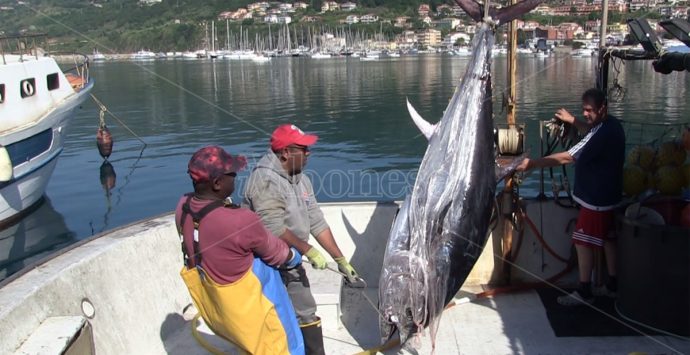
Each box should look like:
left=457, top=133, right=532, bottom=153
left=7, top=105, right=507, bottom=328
left=0, top=0, right=687, bottom=53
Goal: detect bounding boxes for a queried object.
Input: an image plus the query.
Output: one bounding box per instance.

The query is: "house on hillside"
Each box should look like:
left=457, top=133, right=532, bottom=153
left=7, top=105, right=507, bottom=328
left=558, top=22, right=583, bottom=37
left=436, top=4, right=452, bottom=15
left=139, top=0, right=161, bottom=5
left=394, top=16, right=410, bottom=28
left=396, top=31, right=418, bottom=49
left=444, top=32, right=471, bottom=46
left=418, top=29, right=441, bottom=47
left=517, top=20, right=540, bottom=30
left=264, top=14, right=279, bottom=23
left=248, top=2, right=269, bottom=12
left=321, top=1, right=339, bottom=12
left=341, top=2, right=357, bottom=11
left=535, top=26, right=574, bottom=41
left=435, top=18, right=460, bottom=30
left=418, top=4, right=431, bottom=16
left=294, top=2, right=309, bottom=10
left=346, top=15, right=360, bottom=24
left=279, top=3, right=294, bottom=13
left=533, top=5, right=553, bottom=15
left=360, top=14, right=379, bottom=23
left=302, top=16, right=320, bottom=23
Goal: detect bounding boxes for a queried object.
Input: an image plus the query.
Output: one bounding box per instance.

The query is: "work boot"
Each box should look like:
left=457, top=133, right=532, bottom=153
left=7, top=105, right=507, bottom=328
left=300, top=318, right=325, bottom=355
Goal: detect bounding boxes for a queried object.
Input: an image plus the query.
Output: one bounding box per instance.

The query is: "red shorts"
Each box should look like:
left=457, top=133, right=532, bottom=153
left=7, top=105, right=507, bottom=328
left=572, top=207, right=615, bottom=248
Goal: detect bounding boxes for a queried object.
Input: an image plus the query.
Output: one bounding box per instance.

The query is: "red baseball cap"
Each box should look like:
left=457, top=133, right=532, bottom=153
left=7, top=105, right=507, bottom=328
left=270, top=124, right=318, bottom=151
left=187, top=146, right=247, bottom=183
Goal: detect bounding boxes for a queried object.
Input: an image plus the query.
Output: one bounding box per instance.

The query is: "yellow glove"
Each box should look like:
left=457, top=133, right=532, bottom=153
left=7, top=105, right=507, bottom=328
left=334, top=257, right=360, bottom=284
left=305, top=247, right=327, bottom=270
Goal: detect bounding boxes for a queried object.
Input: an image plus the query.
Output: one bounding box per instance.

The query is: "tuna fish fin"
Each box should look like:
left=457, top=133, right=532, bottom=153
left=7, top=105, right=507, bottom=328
left=454, top=0, right=544, bottom=25
left=495, top=154, right=527, bottom=181
left=494, top=0, right=545, bottom=24
left=406, top=98, right=437, bottom=141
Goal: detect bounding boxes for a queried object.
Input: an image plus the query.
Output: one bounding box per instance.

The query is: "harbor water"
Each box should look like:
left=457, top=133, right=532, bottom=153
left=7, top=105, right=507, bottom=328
left=2, top=54, right=689, bottom=280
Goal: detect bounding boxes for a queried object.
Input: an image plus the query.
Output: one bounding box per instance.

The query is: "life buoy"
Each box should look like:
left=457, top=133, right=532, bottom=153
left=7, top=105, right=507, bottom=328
left=0, top=145, right=13, bottom=182
left=21, top=80, right=34, bottom=97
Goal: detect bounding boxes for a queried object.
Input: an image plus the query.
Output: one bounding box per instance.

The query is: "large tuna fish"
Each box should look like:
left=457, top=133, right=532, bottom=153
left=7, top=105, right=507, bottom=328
left=378, top=0, right=542, bottom=347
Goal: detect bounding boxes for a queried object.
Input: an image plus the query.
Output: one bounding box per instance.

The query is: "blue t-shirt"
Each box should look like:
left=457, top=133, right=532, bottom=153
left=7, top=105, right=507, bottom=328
left=567, top=116, right=625, bottom=210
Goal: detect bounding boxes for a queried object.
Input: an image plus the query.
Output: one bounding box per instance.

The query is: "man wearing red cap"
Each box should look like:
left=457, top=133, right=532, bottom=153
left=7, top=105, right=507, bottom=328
left=176, top=146, right=305, bottom=354
left=243, top=124, right=360, bottom=355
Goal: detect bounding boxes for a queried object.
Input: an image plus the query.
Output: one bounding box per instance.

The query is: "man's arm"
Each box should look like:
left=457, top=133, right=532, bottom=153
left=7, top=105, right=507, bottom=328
left=555, top=108, right=590, bottom=134
left=246, top=177, right=315, bottom=254
left=313, top=228, right=344, bottom=259
left=245, top=212, right=292, bottom=267
left=278, top=229, right=313, bottom=255
left=516, top=151, right=574, bottom=172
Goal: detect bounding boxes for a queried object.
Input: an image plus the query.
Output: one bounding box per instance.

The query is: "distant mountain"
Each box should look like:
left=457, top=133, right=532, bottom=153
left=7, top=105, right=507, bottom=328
left=0, top=0, right=456, bottom=52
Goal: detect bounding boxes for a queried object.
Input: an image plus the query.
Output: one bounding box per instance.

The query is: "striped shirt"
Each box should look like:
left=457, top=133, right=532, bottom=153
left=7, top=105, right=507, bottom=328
left=566, top=116, right=625, bottom=211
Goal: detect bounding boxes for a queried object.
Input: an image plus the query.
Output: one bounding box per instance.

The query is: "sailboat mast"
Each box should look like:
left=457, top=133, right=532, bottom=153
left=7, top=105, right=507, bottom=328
left=597, top=0, right=610, bottom=92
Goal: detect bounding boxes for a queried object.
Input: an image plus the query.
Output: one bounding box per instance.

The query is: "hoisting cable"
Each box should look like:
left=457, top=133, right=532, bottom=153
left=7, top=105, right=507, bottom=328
left=90, top=94, right=147, bottom=146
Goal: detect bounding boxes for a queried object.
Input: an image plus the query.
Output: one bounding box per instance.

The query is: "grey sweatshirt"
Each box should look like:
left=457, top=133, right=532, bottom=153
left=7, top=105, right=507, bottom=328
left=242, top=151, right=329, bottom=242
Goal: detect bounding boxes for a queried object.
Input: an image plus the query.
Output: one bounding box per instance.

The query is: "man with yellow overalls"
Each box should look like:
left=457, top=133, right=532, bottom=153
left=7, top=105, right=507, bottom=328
left=176, top=146, right=305, bottom=354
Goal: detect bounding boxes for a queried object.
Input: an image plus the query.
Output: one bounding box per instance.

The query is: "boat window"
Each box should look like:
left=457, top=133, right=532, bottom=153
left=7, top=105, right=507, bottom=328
left=0, top=84, right=4, bottom=103
left=47, top=73, right=59, bottom=91
left=20, top=78, right=36, bottom=98
left=5, top=129, right=53, bottom=166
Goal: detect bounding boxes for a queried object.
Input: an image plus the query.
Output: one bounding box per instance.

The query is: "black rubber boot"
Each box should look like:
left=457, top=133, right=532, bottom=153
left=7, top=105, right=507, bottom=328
left=300, top=319, right=325, bottom=355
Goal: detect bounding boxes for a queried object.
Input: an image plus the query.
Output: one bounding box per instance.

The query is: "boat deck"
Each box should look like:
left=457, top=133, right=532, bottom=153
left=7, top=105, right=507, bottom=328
left=163, top=284, right=688, bottom=354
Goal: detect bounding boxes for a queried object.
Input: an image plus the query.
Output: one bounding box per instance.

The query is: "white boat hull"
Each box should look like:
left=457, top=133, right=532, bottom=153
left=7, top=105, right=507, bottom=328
left=0, top=54, right=94, bottom=223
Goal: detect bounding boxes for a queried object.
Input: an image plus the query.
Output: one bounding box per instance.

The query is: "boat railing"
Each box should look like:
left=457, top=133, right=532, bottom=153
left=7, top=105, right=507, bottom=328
left=50, top=52, right=91, bottom=90
left=0, top=33, right=47, bottom=65
left=0, top=33, right=90, bottom=90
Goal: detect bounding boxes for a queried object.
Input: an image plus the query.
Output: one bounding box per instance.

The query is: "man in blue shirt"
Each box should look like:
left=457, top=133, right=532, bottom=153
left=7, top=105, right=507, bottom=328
left=517, top=88, right=625, bottom=306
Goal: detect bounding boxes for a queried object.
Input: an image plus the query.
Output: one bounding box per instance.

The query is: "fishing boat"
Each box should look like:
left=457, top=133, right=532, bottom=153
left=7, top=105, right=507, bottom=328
left=0, top=199, right=686, bottom=354
left=0, top=34, right=94, bottom=225
left=130, top=50, right=156, bottom=60
left=1, top=12, right=689, bottom=355
left=91, top=49, right=106, bottom=62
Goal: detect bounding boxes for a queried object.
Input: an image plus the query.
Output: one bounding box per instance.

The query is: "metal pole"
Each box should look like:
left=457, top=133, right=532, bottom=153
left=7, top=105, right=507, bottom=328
left=500, top=0, right=519, bottom=285
left=599, top=0, right=609, bottom=48
left=597, top=0, right=610, bottom=92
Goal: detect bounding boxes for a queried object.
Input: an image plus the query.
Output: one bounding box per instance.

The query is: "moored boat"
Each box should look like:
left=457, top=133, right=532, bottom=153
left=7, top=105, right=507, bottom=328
left=0, top=33, right=94, bottom=224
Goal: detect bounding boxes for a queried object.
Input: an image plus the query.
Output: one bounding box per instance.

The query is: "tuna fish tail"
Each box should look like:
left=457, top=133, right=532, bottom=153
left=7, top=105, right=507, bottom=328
left=454, top=0, right=545, bottom=25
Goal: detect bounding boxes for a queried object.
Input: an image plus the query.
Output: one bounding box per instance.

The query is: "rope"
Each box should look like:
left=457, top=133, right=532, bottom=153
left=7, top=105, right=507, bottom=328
left=519, top=208, right=570, bottom=263
left=90, top=94, right=147, bottom=146
left=613, top=302, right=690, bottom=342
left=497, top=127, right=522, bottom=155
left=190, top=313, right=231, bottom=355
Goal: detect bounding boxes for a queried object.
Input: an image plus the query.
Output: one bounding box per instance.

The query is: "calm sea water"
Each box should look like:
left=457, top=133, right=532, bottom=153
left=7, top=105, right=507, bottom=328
left=2, top=54, right=689, bottom=279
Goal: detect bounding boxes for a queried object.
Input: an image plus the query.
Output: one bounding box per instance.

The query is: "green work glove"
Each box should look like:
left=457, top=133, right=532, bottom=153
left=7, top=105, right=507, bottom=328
left=305, top=247, right=327, bottom=270
left=334, top=257, right=360, bottom=284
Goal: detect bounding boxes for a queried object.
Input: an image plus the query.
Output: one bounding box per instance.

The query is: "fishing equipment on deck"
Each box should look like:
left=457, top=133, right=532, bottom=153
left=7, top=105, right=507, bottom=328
left=177, top=195, right=304, bottom=355
left=495, top=125, right=524, bottom=156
